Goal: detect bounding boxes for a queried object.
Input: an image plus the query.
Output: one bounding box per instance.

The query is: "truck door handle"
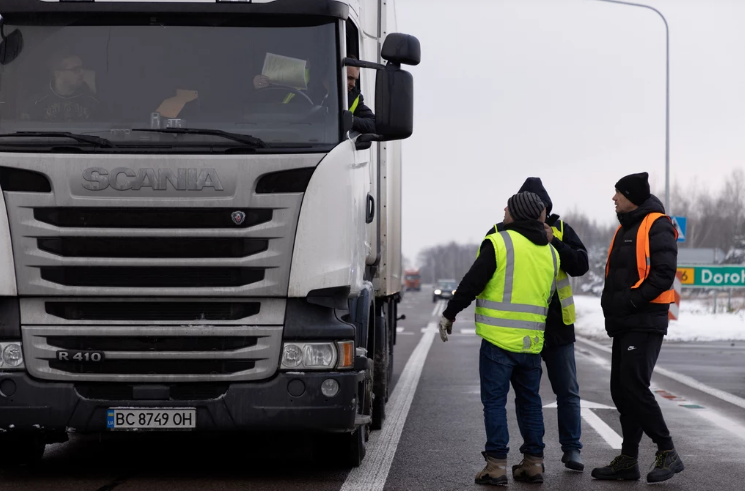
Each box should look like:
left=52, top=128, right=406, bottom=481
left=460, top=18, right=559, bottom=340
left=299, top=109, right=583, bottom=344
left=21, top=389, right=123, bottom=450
left=366, top=194, right=375, bottom=224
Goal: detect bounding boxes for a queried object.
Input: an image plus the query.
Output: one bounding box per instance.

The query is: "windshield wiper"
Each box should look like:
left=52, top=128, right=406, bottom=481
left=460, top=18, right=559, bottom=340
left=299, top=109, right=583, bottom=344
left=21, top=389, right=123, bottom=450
left=132, top=128, right=268, bottom=148
left=0, top=131, right=116, bottom=148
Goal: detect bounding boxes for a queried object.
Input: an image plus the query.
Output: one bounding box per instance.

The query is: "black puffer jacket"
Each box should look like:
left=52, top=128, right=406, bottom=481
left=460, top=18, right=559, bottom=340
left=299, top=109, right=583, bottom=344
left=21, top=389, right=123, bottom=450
left=601, top=195, right=678, bottom=337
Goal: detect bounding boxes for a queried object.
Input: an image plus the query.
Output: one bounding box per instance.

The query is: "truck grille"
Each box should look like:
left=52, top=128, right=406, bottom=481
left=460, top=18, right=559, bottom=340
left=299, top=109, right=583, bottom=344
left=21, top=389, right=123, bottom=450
left=34, top=207, right=273, bottom=229
left=23, top=324, right=283, bottom=382
left=39, top=267, right=265, bottom=288
left=45, top=301, right=260, bottom=321
left=46, top=335, right=259, bottom=351
left=4, top=156, right=316, bottom=297
left=38, top=237, right=269, bottom=258
left=50, top=359, right=256, bottom=375
left=75, top=384, right=229, bottom=401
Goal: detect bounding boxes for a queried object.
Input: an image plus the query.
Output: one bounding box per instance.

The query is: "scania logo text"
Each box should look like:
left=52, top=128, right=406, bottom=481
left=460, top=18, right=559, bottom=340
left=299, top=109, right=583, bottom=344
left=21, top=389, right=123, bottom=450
left=82, top=167, right=224, bottom=191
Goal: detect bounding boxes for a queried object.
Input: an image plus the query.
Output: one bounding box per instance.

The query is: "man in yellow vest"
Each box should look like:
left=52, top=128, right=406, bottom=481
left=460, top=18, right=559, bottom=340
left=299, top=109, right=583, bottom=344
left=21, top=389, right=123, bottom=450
left=439, top=192, right=560, bottom=486
left=485, top=178, right=589, bottom=472
left=592, top=172, right=683, bottom=484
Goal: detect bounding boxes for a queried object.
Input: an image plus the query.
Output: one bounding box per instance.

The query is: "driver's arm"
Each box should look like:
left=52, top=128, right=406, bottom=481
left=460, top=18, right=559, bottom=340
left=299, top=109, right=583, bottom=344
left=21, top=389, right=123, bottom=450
left=351, top=93, right=376, bottom=134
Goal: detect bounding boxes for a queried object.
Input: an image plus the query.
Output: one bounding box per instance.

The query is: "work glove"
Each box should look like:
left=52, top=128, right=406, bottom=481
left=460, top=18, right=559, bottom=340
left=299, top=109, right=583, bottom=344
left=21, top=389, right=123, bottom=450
left=439, top=315, right=453, bottom=342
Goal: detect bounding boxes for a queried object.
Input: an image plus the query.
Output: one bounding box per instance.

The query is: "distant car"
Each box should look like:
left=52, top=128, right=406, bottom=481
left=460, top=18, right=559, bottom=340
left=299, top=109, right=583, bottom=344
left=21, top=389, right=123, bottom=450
left=433, top=279, right=458, bottom=303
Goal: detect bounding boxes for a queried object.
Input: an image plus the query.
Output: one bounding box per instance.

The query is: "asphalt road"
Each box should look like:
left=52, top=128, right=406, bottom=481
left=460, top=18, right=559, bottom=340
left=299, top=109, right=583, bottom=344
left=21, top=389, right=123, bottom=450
left=3, top=287, right=745, bottom=490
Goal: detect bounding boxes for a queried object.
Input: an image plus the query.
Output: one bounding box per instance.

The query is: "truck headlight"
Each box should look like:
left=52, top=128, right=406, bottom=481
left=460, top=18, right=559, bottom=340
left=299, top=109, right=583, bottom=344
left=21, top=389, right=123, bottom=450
left=281, top=342, right=339, bottom=370
left=0, top=342, right=24, bottom=369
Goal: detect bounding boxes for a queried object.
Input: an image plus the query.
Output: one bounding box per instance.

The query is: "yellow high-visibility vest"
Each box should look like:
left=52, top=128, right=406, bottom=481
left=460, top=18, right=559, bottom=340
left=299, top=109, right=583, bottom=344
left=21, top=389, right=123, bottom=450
left=475, top=230, right=559, bottom=354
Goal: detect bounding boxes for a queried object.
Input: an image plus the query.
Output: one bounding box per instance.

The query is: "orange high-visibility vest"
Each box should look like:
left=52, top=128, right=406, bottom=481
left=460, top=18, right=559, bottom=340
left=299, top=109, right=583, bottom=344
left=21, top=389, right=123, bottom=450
left=606, top=212, right=678, bottom=304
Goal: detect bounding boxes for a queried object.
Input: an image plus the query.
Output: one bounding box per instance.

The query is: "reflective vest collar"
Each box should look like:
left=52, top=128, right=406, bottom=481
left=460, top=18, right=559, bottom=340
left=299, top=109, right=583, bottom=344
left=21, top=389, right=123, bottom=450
left=350, top=94, right=361, bottom=114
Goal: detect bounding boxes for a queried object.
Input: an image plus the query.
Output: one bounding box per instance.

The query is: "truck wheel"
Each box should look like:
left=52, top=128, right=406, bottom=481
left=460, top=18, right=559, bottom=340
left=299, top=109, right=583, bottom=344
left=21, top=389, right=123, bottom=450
left=372, top=305, right=388, bottom=431
left=0, top=436, right=45, bottom=467
left=346, top=425, right=367, bottom=467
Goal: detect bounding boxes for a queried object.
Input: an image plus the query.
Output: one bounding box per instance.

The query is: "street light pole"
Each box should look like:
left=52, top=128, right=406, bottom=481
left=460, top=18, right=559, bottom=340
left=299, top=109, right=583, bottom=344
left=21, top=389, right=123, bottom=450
left=590, top=0, right=671, bottom=215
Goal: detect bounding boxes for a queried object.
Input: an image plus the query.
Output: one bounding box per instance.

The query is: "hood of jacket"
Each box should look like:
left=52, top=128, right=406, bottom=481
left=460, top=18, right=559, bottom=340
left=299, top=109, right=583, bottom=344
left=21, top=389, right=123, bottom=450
left=519, top=177, right=553, bottom=216
left=504, top=220, right=550, bottom=246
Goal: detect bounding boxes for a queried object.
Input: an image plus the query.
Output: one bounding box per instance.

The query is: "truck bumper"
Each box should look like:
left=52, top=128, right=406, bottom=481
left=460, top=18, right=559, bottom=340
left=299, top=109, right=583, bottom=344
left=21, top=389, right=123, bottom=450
left=0, top=371, right=362, bottom=434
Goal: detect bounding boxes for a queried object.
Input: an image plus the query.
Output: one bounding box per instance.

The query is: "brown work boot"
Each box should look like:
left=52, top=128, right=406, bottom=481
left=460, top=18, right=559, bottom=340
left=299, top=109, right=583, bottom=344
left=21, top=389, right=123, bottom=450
left=475, top=452, right=508, bottom=486
left=512, top=454, right=544, bottom=483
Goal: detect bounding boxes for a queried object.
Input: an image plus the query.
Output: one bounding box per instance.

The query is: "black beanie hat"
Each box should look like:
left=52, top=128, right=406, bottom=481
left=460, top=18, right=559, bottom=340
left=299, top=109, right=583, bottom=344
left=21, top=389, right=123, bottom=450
left=508, top=192, right=545, bottom=221
left=615, top=172, right=650, bottom=206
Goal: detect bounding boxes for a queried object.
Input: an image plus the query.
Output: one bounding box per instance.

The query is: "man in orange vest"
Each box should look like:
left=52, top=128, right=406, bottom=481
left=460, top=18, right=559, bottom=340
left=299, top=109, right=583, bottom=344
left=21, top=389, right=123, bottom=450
left=592, top=172, right=683, bottom=484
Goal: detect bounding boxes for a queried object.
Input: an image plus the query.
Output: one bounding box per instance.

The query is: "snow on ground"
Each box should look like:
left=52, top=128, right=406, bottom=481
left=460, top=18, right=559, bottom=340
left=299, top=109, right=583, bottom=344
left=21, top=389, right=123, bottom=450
left=574, top=295, right=745, bottom=342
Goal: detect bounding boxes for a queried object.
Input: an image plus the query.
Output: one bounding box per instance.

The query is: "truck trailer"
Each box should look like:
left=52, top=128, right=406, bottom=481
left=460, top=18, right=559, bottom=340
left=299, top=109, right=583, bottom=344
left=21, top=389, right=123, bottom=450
left=0, top=0, right=419, bottom=467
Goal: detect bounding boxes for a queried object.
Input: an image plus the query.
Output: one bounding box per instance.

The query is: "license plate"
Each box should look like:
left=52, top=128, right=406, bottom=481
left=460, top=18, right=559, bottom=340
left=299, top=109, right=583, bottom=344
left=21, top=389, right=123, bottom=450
left=107, top=409, right=196, bottom=430
left=56, top=350, right=105, bottom=362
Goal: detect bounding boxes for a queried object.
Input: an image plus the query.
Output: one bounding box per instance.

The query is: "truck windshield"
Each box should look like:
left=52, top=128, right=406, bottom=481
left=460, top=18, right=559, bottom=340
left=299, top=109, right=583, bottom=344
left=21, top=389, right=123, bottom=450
left=0, top=16, right=341, bottom=150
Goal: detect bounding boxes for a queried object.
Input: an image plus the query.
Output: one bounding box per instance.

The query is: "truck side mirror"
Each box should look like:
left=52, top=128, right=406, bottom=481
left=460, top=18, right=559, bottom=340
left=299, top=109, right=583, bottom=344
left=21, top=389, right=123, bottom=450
left=381, top=33, right=421, bottom=66
left=372, top=65, right=414, bottom=141
left=0, top=21, right=23, bottom=66
left=350, top=33, right=419, bottom=146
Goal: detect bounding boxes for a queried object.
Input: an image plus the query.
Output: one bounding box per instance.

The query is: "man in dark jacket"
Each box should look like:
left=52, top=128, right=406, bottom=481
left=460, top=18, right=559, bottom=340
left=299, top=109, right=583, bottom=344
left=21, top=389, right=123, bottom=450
left=345, top=64, right=376, bottom=134
left=253, top=60, right=375, bottom=134
left=22, top=54, right=99, bottom=122
left=592, top=172, right=684, bottom=484
left=486, top=178, right=589, bottom=471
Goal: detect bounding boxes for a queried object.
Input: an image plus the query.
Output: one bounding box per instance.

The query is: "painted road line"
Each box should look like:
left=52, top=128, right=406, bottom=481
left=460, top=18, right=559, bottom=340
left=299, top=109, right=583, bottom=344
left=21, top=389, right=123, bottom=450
left=341, top=324, right=437, bottom=491
left=577, top=336, right=745, bottom=411
left=545, top=399, right=621, bottom=450
left=577, top=341, right=745, bottom=444
left=396, top=327, right=405, bottom=333
left=460, top=329, right=476, bottom=335
left=580, top=408, right=622, bottom=449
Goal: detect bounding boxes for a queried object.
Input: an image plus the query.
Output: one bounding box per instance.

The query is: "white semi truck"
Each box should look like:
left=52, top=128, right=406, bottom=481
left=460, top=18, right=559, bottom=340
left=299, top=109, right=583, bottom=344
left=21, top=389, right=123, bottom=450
left=0, top=0, right=419, bottom=467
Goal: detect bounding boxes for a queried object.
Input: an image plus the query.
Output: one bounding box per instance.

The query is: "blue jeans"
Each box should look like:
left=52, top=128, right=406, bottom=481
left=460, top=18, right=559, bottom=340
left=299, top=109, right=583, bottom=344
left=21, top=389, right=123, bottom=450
left=541, top=343, right=583, bottom=452
left=480, top=339, right=545, bottom=459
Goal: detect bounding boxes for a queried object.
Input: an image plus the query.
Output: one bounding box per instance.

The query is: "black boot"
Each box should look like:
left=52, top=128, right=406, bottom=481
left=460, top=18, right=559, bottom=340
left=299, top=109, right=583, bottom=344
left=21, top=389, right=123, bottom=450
left=647, top=449, right=684, bottom=483
left=591, top=455, right=641, bottom=481
left=561, top=449, right=584, bottom=471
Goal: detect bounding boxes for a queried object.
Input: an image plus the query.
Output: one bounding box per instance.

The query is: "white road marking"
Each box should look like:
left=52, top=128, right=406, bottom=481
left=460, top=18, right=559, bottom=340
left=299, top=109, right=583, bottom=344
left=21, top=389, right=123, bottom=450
left=430, top=302, right=443, bottom=318
left=341, top=323, right=437, bottom=491
left=460, top=329, right=476, bottom=335
left=545, top=398, right=622, bottom=449
left=577, top=336, right=745, bottom=411
left=580, top=408, right=623, bottom=449
left=396, top=327, right=405, bottom=333
left=577, top=339, right=745, bottom=444
left=544, top=400, right=616, bottom=410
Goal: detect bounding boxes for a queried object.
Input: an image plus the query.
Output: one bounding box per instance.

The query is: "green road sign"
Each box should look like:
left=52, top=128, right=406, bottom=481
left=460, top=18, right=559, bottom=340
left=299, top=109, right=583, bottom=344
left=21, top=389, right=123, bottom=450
left=677, top=265, right=745, bottom=288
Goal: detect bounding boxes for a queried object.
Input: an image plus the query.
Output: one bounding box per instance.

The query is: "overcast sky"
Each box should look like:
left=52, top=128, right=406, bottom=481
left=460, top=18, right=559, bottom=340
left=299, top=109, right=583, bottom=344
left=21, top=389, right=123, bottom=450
left=396, top=0, right=745, bottom=263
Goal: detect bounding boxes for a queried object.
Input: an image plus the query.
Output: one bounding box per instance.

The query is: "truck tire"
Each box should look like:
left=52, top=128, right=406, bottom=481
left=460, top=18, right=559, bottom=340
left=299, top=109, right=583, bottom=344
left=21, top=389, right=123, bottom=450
left=371, top=304, right=388, bottom=430
left=0, top=436, right=45, bottom=467
left=346, top=425, right=367, bottom=467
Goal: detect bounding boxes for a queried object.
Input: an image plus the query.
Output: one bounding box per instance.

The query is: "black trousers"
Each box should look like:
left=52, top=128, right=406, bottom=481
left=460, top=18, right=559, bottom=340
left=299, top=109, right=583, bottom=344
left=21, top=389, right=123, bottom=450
left=611, top=331, right=674, bottom=457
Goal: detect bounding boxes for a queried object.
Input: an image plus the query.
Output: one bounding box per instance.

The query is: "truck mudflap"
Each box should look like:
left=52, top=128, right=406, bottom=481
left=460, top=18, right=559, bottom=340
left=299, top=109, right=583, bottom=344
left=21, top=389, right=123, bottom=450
left=0, top=371, right=362, bottom=434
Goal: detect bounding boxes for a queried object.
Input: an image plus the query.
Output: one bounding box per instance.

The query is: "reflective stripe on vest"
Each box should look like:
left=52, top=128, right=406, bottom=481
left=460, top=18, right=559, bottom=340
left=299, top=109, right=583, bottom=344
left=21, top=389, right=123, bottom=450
left=605, top=212, right=678, bottom=304
left=552, top=220, right=576, bottom=325
left=350, top=95, right=360, bottom=114
left=475, top=230, right=559, bottom=354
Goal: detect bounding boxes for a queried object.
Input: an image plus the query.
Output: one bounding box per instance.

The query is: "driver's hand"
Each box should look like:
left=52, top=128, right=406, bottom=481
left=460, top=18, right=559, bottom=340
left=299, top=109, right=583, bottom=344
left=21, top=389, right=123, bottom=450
left=253, top=75, right=272, bottom=90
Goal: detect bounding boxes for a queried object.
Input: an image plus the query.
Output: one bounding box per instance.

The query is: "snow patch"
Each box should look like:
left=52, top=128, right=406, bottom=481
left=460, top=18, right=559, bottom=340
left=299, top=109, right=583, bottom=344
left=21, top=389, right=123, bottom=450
left=574, top=295, right=745, bottom=342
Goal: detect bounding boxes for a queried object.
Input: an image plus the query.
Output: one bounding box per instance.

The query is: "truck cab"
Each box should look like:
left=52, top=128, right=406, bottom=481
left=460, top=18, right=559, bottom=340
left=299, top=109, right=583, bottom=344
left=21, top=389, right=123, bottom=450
left=0, top=0, right=419, bottom=467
